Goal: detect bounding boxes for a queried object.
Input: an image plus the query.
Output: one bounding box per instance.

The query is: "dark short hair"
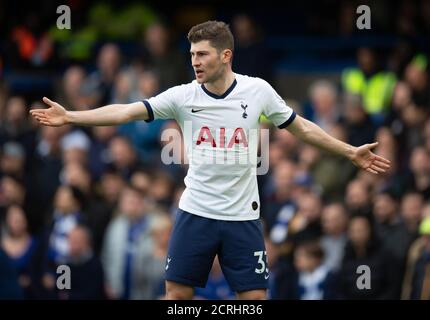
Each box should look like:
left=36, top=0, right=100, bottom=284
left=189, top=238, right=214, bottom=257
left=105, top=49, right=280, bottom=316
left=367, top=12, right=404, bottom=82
left=69, top=185, right=87, bottom=209
left=187, top=20, right=234, bottom=52
left=296, top=241, right=324, bottom=261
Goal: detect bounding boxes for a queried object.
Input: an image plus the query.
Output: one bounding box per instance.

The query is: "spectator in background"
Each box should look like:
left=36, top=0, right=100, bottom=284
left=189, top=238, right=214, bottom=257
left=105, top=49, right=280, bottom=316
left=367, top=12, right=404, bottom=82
left=307, top=80, right=340, bottom=131
left=1, top=141, right=26, bottom=178
left=130, top=169, right=152, bottom=196
left=398, top=98, right=428, bottom=160
left=7, top=12, right=55, bottom=70
left=336, top=214, right=397, bottom=299
left=388, top=40, right=416, bottom=78
left=309, top=124, right=357, bottom=202
left=111, top=70, right=132, bottom=104
left=59, top=225, right=105, bottom=300
left=270, top=125, right=300, bottom=158
left=31, top=125, right=66, bottom=225
left=129, top=70, right=161, bottom=102
left=341, top=47, right=397, bottom=125
left=385, top=81, right=412, bottom=133
left=118, top=70, right=165, bottom=164
left=231, top=14, right=272, bottom=81
left=81, top=43, right=122, bottom=107
left=341, top=93, right=377, bottom=147
left=281, top=241, right=335, bottom=300
left=41, top=185, right=86, bottom=295
left=194, top=255, right=235, bottom=300
left=101, top=185, right=155, bottom=300
left=400, top=192, right=424, bottom=234
left=61, top=162, right=113, bottom=256
left=402, top=216, right=430, bottom=300
left=140, top=22, right=190, bottom=90
left=295, top=144, right=319, bottom=177
left=0, top=175, right=27, bottom=227
left=139, top=213, right=173, bottom=299
left=147, top=170, right=176, bottom=212
left=88, top=125, right=117, bottom=181
left=345, top=179, right=372, bottom=215
left=0, top=96, right=36, bottom=162
left=0, top=142, right=29, bottom=194
left=356, top=127, right=403, bottom=198
left=0, top=247, right=23, bottom=299
left=265, top=234, right=282, bottom=299
left=418, top=0, right=430, bottom=35
left=107, top=135, right=142, bottom=180
left=373, top=190, right=416, bottom=298
left=262, top=160, right=297, bottom=241
left=423, top=118, right=430, bottom=154
left=60, top=129, right=91, bottom=167
left=320, top=203, right=348, bottom=272
left=373, top=127, right=398, bottom=163
left=405, top=146, right=430, bottom=200
left=1, top=205, right=41, bottom=299
left=404, top=54, right=430, bottom=109
left=97, top=168, right=126, bottom=215
left=288, top=191, right=323, bottom=244
left=56, top=65, right=87, bottom=112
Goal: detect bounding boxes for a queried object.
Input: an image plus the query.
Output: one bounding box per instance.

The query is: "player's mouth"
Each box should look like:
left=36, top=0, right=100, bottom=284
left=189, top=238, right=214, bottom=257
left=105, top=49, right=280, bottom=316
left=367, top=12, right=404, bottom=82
left=195, top=70, right=204, bottom=77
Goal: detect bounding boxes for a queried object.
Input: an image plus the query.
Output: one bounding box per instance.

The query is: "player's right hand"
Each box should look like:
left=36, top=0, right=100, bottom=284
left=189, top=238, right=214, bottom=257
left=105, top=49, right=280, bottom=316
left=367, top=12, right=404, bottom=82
left=30, top=97, right=68, bottom=127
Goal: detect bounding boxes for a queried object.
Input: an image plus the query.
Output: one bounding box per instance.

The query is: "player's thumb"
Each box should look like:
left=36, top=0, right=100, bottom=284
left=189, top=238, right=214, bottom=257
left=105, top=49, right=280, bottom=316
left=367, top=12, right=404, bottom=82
left=367, top=142, right=379, bottom=150
left=43, top=97, right=56, bottom=107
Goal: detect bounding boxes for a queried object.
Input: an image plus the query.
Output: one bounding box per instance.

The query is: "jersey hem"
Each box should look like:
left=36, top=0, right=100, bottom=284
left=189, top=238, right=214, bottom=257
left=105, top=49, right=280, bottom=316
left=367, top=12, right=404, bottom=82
left=178, top=204, right=260, bottom=221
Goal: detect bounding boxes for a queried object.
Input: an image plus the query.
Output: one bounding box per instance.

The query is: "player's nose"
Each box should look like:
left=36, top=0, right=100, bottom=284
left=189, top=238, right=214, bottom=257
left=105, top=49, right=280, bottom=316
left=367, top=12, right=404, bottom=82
left=192, top=58, right=201, bottom=67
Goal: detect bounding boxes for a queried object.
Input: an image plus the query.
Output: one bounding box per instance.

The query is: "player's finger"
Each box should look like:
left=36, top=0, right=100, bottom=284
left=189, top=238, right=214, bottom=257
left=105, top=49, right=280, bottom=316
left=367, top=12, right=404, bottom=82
left=371, top=164, right=386, bottom=173
left=30, top=110, right=45, bottom=117
left=374, top=160, right=390, bottom=169
left=366, top=167, right=378, bottom=174
left=377, top=157, right=391, bottom=165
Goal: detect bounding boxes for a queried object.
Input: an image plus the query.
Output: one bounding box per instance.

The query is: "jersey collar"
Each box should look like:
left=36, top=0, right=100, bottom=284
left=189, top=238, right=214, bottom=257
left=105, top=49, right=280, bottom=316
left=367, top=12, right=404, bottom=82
left=201, top=78, right=237, bottom=99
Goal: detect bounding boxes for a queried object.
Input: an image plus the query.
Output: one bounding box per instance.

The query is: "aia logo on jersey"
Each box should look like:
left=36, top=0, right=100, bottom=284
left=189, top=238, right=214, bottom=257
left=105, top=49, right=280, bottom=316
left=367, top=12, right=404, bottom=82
left=241, top=102, right=248, bottom=119
left=196, top=127, right=248, bottom=148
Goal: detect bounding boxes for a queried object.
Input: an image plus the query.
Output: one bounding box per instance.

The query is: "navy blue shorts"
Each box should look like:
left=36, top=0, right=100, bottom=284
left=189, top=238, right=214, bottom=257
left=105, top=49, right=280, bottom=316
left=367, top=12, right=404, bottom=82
left=165, top=209, right=269, bottom=292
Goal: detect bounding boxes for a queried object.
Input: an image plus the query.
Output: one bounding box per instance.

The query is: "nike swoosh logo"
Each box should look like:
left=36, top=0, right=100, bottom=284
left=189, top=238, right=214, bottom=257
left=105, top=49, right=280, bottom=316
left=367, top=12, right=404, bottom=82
left=191, top=109, right=204, bottom=113
left=264, top=274, right=269, bottom=280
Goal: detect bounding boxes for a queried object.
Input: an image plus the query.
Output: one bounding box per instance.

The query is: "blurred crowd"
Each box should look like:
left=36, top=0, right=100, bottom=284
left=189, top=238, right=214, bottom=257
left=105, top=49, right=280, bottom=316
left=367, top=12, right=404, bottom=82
left=0, top=5, right=430, bottom=300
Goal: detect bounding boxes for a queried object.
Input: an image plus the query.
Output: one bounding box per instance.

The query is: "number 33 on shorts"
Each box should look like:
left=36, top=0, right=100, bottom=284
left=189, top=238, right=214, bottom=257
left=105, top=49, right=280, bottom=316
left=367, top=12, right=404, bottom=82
left=254, top=251, right=269, bottom=279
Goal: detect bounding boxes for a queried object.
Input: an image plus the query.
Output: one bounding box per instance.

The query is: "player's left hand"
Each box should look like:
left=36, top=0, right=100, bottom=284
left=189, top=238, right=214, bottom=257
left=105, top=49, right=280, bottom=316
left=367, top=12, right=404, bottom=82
left=350, top=142, right=391, bottom=174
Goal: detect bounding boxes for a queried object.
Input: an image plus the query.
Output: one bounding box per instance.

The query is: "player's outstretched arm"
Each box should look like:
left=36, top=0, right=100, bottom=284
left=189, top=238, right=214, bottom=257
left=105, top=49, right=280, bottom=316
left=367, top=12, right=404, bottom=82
left=30, top=97, right=149, bottom=127
left=286, top=115, right=391, bottom=174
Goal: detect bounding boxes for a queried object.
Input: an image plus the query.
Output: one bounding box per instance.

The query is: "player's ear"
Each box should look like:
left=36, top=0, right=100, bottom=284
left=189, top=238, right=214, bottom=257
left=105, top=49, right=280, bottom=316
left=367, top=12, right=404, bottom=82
left=222, top=49, right=233, bottom=64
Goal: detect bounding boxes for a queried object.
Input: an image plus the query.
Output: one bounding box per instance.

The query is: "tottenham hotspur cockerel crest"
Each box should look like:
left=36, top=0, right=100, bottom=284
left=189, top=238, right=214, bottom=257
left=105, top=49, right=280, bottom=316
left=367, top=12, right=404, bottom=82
left=241, top=102, right=248, bottom=119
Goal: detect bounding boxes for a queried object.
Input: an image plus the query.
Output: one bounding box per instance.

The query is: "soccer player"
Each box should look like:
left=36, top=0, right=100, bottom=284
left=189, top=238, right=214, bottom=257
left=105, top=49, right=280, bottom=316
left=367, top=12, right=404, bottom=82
left=30, top=21, right=390, bottom=300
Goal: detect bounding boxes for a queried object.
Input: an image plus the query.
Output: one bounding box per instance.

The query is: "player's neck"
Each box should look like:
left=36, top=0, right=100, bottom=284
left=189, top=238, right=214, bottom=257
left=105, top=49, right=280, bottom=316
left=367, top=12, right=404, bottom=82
left=204, top=70, right=235, bottom=96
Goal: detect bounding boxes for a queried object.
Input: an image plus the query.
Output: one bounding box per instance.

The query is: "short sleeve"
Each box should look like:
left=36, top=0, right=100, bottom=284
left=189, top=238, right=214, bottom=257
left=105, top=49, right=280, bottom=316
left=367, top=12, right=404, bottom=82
left=260, top=80, right=296, bottom=129
left=144, top=85, right=186, bottom=122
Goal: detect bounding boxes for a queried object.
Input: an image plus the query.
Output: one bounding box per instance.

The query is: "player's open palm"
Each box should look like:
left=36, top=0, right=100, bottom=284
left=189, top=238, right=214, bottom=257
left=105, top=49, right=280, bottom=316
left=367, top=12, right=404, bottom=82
left=30, top=97, right=67, bottom=127
left=351, top=142, right=391, bottom=174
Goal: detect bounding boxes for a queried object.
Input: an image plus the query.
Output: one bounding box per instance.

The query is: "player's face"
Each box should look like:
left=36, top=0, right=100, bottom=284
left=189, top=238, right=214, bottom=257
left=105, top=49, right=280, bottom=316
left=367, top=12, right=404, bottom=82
left=190, top=40, right=228, bottom=84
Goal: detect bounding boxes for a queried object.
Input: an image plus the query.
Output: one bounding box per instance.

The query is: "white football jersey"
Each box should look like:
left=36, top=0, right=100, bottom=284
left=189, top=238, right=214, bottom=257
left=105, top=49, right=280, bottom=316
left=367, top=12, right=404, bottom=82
left=143, top=73, right=296, bottom=221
